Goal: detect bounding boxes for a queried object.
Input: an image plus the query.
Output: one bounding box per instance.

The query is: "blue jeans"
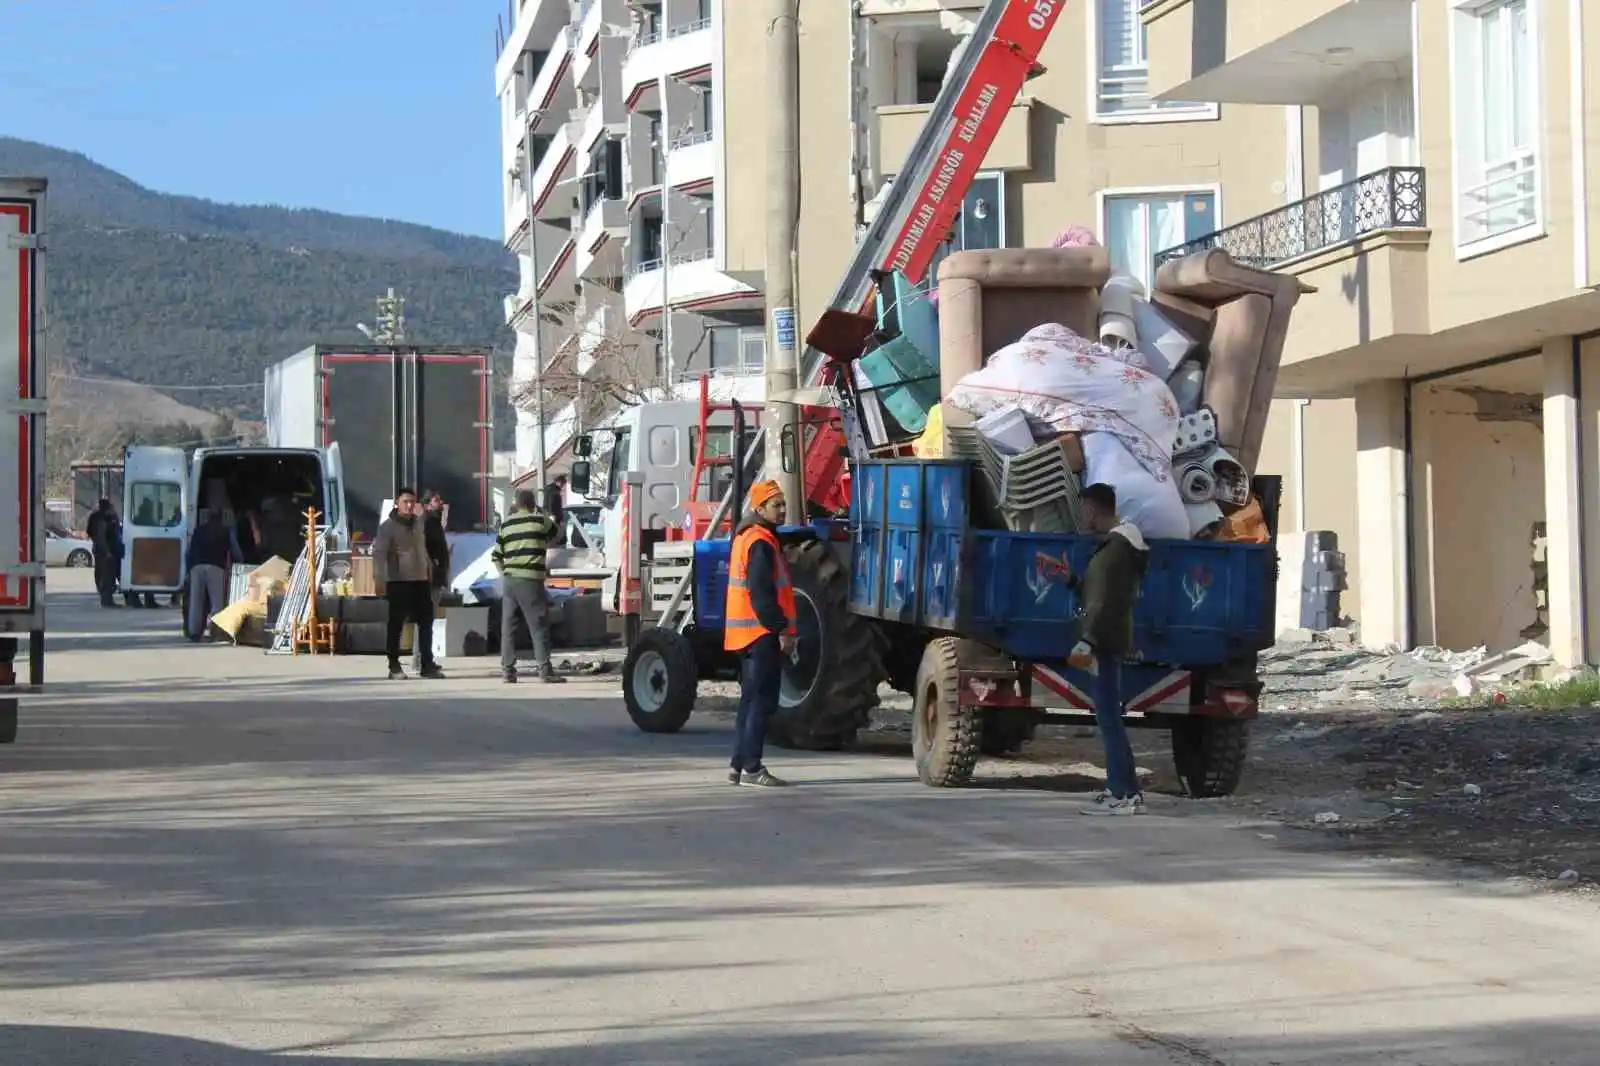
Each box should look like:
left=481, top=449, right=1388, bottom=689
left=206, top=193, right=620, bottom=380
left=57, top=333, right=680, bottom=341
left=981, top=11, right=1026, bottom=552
left=1092, top=652, right=1139, bottom=799
left=733, top=634, right=781, bottom=773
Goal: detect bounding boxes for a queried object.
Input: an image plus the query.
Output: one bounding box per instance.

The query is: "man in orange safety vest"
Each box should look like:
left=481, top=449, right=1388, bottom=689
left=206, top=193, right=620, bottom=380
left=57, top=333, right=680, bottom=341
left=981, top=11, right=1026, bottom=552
left=723, top=479, right=797, bottom=787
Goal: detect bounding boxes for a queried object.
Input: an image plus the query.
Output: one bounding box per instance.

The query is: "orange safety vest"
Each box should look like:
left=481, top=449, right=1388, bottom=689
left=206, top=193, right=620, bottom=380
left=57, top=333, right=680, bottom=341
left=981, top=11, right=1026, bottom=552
left=724, top=523, right=798, bottom=652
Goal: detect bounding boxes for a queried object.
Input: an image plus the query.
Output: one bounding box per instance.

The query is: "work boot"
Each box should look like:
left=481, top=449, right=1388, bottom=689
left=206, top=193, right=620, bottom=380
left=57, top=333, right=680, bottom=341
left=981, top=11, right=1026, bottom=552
left=739, top=767, right=789, bottom=788
left=502, top=668, right=518, bottom=684
left=387, top=663, right=406, bottom=681
left=419, top=664, right=445, bottom=680
left=727, top=769, right=742, bottom=786
left=538, top=668, right=566, bottom=685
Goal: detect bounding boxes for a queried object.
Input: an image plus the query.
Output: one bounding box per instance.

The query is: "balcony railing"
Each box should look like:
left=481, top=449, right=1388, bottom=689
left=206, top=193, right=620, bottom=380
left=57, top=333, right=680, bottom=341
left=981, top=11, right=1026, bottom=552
left=1156, top=166, right=1427, bottom=271
left=670, top=129, right=714, bottom=150
left=670, top=16, right=712, bottom=37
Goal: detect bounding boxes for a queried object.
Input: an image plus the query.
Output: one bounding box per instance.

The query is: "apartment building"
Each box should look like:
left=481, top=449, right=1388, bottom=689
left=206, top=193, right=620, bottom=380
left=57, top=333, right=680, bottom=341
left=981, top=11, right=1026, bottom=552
left=1141, top=0, right=1600, bottom=666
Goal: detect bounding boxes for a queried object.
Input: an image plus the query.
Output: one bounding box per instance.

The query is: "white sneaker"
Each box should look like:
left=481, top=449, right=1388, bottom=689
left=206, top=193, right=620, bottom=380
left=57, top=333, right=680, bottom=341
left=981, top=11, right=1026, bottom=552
left=1081, top=792, right=1145, bottom=816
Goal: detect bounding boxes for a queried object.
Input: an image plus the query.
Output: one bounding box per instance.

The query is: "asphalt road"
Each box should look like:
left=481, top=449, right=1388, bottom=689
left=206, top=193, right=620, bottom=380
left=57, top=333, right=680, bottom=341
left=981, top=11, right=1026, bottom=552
left=2, top=570, right=1598, bottom=1065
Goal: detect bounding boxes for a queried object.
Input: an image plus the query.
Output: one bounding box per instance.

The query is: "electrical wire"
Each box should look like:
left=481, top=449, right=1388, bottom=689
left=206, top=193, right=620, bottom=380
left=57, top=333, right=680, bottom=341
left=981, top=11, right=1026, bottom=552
left=53, top=374, right=260, bottom=391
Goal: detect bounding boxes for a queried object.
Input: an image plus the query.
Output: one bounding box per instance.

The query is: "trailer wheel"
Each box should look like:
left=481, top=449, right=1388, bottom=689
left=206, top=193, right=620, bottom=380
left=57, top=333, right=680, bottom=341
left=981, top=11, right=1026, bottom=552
left=623, top=627, right=699, bottom=734
left=979, top=711, right=1037, bottom=757
left=1170, top=718, right=1251, bottom=798
left=912, top=637, right=980, bottom=787
left=767, top=539, right=884, bottom=751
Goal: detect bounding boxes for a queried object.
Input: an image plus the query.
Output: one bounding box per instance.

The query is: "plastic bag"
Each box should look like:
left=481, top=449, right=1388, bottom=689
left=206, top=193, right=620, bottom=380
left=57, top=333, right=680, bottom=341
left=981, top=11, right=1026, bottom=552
left=1081, top=433, right=1189, bottom=540
left=913, top=403, right=946, bottom=458
left=1216, top=497, right=1271, bottom=544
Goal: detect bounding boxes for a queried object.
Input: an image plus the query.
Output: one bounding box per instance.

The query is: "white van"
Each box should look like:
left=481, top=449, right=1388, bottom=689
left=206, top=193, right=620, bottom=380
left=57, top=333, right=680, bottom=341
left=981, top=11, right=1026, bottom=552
left=121, top=444, right=348, bottom=605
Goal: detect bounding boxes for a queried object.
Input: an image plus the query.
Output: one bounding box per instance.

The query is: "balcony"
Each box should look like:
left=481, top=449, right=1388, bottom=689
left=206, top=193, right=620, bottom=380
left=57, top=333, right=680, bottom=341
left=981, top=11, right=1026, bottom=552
left=623, top=250, right=762, bottom=325
left=573, top=0, right=626, bottom=86
left=577, top=198, right=627, bottom=279
left=503, top=186, right=530, bottom=253
left=537, top=234, right=578, bottom=298
left=876, top=98, right=1033, bottom=175
left=1157, top=166, right=1431, bottom=384
left=666, top=129, right=715, bottom=192
left=1143, top=0, right=1413, bottom=106
left=622, top=18, right=714, bottom=110
left=504, top=289, right=535, bottom=330
left=575, top=301, right=620, bottom=377
left=527, top=27, right=576, bottom=126
left=528, top=121, right=578, bottom=222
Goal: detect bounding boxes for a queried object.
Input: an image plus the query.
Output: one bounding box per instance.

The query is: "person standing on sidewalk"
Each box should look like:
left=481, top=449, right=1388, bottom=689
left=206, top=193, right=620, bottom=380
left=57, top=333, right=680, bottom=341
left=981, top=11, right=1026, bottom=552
left=723, top=479, right=796, bottom=788
left=373, top=488, right=444, bottom=681
left=414, top=490, right=452, bottom=672
left=1068, top=483, right=1150, bottom=816
left=494, top=489, right=564, bottom=685
left=184, top=508, right=242, bottom=641
left=86, top=498, right=121, bottom=608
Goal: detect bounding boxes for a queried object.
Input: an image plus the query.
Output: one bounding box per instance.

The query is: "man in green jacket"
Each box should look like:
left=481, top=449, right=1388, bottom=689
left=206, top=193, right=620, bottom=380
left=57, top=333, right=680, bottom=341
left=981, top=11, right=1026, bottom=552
left=494, top=489, right=565, bottom=684
left=1071, top=482, right=1150, bottom=816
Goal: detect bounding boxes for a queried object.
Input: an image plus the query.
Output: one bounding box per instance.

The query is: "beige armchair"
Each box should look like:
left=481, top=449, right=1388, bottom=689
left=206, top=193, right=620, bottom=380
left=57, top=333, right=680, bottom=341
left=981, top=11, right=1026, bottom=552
left=1151, top=248, right=1313, bottom=475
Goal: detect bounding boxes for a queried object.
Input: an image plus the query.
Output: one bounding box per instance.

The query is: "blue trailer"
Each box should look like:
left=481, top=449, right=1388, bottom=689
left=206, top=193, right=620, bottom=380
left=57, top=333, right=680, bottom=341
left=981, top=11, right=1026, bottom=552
left=620, top=453, right=1281, bottom=797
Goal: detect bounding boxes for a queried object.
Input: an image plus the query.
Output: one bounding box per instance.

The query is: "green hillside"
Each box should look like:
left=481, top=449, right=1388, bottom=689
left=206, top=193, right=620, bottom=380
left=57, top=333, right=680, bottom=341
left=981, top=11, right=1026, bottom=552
left=0, top=137, right=517, bottom=442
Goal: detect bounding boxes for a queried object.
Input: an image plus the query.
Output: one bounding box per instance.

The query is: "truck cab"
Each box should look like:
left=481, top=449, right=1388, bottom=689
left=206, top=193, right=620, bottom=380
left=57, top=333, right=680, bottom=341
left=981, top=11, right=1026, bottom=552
left=588, top=399, right=761, bottom=606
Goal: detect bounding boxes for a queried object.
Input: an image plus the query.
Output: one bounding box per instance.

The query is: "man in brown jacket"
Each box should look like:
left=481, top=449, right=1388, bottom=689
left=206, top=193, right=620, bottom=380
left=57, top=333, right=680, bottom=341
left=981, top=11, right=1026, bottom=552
left=373, top=487, right=443, bottom=680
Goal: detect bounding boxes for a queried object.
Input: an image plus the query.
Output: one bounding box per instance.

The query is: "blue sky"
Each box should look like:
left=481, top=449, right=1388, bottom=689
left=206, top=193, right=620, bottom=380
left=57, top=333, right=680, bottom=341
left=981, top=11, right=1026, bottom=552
left=0, top=0, right=506, bottom=238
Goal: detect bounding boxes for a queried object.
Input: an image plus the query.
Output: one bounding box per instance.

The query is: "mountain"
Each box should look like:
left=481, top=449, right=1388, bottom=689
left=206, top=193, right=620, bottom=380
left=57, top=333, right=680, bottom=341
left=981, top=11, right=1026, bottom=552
left=0, top=137, right=517, bottom=455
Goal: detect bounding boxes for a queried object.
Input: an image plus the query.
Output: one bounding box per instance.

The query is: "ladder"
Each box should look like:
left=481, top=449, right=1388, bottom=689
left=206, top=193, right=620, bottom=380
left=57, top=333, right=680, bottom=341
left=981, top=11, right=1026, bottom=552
left=801, top=0, right=1065, bottom=388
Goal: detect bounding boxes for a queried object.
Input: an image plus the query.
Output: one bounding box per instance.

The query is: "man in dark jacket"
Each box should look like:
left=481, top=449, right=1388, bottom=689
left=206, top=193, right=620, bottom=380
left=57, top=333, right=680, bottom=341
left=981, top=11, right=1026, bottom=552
left=185, top=508, right=243, bottom=641
left=85, top=498, right=122, bottom=608
left=1070, top=483, right=1150, bottom=816
left=722, top=479, right=797, bottom=788
left=422, top=491, right=451, bottom=589
left=373, top=487, right=444, bottom=681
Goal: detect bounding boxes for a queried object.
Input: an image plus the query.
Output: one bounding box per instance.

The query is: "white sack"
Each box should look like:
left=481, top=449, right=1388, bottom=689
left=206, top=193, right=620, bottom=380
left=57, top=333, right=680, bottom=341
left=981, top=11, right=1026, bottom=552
left=1082, top=432, right=1189, bottom=540
left=946, top=323, right=1180, bottom=482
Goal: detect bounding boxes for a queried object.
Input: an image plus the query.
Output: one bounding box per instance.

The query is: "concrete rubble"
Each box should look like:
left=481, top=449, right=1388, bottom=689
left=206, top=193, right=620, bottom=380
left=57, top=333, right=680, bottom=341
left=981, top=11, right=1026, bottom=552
left=1263, top=629, right=1571, bottom=710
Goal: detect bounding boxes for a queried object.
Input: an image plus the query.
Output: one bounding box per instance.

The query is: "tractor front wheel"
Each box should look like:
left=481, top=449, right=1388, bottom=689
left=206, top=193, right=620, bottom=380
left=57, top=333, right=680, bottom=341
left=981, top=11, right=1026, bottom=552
left=623, top=628, right=699, bottom=734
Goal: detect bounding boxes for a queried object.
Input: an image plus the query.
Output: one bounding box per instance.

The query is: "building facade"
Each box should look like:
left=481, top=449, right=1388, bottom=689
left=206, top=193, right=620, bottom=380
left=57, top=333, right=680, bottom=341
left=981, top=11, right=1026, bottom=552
left=1143, top=0, right=1600, bottom=665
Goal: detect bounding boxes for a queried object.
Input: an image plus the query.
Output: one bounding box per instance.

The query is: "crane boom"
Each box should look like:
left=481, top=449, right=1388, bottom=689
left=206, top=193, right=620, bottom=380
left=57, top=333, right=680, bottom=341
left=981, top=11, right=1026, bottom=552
left=801, top=0, right=1066, bottom=386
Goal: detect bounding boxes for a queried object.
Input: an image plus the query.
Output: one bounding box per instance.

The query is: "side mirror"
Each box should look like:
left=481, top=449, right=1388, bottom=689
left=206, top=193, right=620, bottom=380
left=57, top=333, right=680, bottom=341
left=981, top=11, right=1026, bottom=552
left=574, top=434, right=594, bottom=459
left=569, top=460, right=592, bottom=495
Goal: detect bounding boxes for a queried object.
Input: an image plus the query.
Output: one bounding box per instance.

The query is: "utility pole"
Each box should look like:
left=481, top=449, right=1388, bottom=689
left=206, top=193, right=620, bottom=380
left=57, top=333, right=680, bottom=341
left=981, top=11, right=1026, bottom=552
left=524, top=121, right=549, bottom=492
left=763, top=0, right=803, bottom=510
left=374, top=288, right=407, bottom=344
left=659, top=81, right=675, bottom=390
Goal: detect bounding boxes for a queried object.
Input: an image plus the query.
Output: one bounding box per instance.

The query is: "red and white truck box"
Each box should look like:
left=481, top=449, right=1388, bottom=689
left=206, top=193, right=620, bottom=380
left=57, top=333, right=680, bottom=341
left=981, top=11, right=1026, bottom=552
left=0, top=176, right=47, bottom=741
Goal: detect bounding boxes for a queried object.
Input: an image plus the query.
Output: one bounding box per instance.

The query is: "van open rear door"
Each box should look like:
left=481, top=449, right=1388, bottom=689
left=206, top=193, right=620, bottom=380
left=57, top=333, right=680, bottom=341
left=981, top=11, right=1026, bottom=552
left=121, top=445, right=189, bottom=597
left=323, top=441, right=349, bottom=551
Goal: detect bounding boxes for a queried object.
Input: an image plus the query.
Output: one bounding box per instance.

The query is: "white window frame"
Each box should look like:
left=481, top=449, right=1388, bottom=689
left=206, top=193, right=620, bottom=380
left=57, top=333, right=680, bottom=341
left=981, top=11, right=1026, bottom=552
left=1088, top=0, right=1218, bottom=125
left=1095, top=184, right=1224, bottom=291
left=1447, top=0, right=1546, bottom=259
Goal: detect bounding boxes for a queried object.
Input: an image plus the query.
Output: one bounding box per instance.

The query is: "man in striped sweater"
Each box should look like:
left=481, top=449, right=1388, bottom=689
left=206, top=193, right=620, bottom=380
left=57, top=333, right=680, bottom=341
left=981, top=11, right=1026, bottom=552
left=494, top=489, right=565, bottom=684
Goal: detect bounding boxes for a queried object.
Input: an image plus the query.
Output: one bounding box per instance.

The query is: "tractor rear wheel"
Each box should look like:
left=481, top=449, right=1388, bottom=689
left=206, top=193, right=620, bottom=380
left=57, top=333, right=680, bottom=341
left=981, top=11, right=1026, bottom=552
left=1170, top=718, right=1250, bottom=798
left=623, top=627, right=699, bottom=734
left=766, top=539, right=885, bottom=751
left=911, top=637, right=980, bottom=787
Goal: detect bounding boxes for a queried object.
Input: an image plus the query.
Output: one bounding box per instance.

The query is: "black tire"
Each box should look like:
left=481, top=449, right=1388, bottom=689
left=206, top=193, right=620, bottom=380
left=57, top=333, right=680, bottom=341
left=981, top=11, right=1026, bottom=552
left=979, top=711, right=1037, bottom=757
left=766, top=539, right=884, bottom=752
left=1170, top=718, right=1251, bottom=798
left=623, top=627, right=699, bottom=734
left=0, top=698, right=16, bottom=744
left=66, top=549, right=92, bottom=568
left=911, top=637, right=980, bottom=787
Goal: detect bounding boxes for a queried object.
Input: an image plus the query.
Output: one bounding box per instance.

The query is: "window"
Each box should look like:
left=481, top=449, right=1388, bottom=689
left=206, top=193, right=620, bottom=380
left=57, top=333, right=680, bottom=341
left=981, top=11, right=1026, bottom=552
left=605, top=426, right=632, bottom=498
left=926, top=173, right=1006, bottom=285
left=1451, top=0, right=1541, bottom=249
left=1102, top=190, right=1217, bottom=291
left=707, top=326, right=764, bottom=371
left=581, top=139, right=624, bottom=212
left=1094, top=0, right=1212, bottom=120
left=128, top=481, right=182, bottom=529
